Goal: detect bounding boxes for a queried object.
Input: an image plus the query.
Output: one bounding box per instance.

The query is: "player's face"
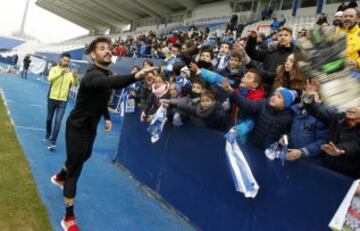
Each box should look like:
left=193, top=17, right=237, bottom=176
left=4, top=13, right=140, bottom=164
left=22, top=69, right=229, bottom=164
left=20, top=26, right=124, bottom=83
left=91, top=42, right=112, bottom=66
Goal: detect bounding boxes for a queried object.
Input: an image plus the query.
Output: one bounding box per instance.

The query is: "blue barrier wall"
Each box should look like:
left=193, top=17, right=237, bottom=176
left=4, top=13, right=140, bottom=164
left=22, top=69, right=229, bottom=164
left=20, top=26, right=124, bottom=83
left=116, top=110, right=353, bottom=231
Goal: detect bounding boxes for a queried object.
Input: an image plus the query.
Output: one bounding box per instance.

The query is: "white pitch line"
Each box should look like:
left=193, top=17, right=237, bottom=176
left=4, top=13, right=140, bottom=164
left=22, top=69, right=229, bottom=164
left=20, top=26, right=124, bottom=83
left=16, top=125, right=45, bottom=132
left=29, top=104, right=45, bottom=108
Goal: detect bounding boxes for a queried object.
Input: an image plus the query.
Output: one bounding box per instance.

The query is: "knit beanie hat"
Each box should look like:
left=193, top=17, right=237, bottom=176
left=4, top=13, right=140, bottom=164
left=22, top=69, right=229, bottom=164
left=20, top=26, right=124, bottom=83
left=277, top=87, right=298, bottom=108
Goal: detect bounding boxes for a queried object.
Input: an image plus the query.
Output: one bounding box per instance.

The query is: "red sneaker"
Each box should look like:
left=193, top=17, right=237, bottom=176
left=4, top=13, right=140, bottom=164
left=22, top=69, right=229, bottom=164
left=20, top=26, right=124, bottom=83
left=50, top=174, right=64, bottom=190
left=61, top=216, right=79, bottom=231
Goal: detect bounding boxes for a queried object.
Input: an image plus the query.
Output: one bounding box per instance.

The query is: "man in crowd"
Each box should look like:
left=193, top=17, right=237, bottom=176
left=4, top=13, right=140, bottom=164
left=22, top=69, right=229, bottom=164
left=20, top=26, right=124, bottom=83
left=336, top=7, right=360, bottom=70
left=245, top=26, right=296, bottom=90
left=333, top=11, right=344, bottom=27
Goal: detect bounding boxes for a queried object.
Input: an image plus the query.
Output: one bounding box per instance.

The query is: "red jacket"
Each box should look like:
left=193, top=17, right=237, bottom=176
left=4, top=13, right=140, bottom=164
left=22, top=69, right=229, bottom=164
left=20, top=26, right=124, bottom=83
left=244, top=86, right=265, bottom=101
left=120, top=47, right=127, bottom=56
left=168, top=36, right=178, bottom=45
left=113, top=47, right=120, bottom=56
left=231, top=86, right=265, bottom=124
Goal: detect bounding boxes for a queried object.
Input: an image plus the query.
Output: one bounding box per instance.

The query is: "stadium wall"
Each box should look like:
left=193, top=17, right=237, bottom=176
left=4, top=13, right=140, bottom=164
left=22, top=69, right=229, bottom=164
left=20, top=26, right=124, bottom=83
left=116, top=109, right=353, bottom=231
left=274, top=3, right=341, bottom=18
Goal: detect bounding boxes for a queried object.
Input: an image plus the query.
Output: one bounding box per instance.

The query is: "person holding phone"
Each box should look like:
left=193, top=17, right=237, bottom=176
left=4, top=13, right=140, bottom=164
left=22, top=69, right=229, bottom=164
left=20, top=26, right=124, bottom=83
left=45, top=53, right=78, bottom=151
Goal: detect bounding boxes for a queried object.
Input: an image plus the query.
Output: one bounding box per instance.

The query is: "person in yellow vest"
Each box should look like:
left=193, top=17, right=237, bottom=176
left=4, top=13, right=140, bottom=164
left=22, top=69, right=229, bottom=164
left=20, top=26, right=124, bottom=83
left=336, top=8, right=360, bottom=70
left=46, top=53, right=78, bottom=151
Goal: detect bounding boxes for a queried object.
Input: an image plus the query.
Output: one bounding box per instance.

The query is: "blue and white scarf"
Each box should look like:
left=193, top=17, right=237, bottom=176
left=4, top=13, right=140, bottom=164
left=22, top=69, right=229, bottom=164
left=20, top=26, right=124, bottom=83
left=225, top=135, right=259, bottom=198
left=147, top=106, right=167, bottom=143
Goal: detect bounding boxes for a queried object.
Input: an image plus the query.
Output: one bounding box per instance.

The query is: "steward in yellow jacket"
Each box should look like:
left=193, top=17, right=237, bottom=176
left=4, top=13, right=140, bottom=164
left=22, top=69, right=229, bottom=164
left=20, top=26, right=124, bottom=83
left=48, top=64, right=78, bottom=101
left=336, top=8, right=360, bottom=70
left=46, top=53, right=78, bottom=150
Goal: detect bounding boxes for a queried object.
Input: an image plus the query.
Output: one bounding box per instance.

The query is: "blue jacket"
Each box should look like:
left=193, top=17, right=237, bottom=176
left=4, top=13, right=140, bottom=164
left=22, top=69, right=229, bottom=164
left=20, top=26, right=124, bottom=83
left=289, top=103, right=328, bottom=157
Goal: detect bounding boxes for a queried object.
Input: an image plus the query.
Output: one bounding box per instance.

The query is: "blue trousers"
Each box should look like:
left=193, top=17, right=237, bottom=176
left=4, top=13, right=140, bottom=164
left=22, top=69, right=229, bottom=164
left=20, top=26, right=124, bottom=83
left=46, top=98, right=67, bottom=145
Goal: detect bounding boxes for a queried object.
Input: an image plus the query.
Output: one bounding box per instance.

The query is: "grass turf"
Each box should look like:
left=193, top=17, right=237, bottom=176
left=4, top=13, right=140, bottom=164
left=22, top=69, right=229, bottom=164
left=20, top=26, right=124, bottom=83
left=0, top=96, right=53, bottom=230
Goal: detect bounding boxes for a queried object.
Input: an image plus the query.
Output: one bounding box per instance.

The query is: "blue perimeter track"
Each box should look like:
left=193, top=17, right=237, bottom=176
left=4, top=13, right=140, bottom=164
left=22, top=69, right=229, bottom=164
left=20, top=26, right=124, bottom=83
left=0, top=72, right=196, bottom=231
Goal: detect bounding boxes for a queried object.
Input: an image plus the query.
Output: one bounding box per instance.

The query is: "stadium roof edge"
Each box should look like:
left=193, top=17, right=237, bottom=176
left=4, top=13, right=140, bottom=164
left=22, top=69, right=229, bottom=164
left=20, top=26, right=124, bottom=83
left=36, top=0, right=224, bottom=32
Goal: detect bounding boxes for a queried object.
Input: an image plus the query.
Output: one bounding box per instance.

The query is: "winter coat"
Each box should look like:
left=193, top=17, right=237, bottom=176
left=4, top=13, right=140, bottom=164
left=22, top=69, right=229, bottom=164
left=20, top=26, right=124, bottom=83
left=170, top=99, right=230, bottom=132
left=308, top=103, right=360, bottom=178
left=336, top=24, right=360, bottom=70
left=229, top=92, right=294, bottom=148
left=143, top=89, right=170, bottom=116
left=289, top=103, right=328, bottom=157
left=140, top=82, right=152, bottom=111
left=232, top=86, right=265, bottom=123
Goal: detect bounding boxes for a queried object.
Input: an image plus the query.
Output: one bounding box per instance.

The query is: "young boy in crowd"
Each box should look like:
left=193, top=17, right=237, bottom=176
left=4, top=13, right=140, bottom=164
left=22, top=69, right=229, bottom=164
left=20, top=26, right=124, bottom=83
left=167, top=82, right=183, bottom=126
left=224, top=69, right=265, bottom=144
left=161, top=90, right=230, bottom=132
left=223, top=78, right=296, bottom=149
left=214, top=42, right=231, bottom=72
left=170, top=79, right=206, bottom=125
left=175, top=66, right=192, bottom=96
left=218, top=51, right=247, bottom=88
left=284, top=90, right=328, bottom=162
left=196, top=48, right=215, bottom=70
left=190, top=51, right=247, bottom=101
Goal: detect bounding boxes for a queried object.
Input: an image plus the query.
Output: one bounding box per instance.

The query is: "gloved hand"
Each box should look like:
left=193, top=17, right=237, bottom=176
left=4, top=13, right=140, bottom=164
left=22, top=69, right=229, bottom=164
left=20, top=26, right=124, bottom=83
left=224, top=128, right=237, bottom=144
left=172, top=112, right=183, bottom=127
left=234, top=121, right=254, bottom=144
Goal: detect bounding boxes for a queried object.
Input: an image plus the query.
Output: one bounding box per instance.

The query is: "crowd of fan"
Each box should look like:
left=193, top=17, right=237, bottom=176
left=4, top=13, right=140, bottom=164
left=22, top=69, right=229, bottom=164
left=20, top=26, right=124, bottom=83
left=110, top=16, right=246, bottom=60
left=119, top=6, right=360, bottom=179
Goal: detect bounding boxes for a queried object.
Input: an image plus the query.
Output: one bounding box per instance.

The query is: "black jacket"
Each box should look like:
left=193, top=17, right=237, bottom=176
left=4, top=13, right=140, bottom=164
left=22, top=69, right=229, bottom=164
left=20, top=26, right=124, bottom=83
left=23, top=57, right=31, bottom=69
left=67, top=65, right=137, bottom=132
left=229, top=92, right=294, bottom=148
left=143, top=91, right=170, bottom=116
left=140, top=82, right=152, bottom=111
left=245, top=36, right=296, bottom=86
left=308, top=104, right=360, bottom=178
left=170, top=99, right=230, bottom=132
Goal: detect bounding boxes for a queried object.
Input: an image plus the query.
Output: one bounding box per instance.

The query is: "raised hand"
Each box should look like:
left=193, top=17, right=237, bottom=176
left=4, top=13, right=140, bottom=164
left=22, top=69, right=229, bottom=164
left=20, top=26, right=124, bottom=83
left=248, top=29, right=257, bottom=38
left=189, top=62, right=201, bottom=75
left=135, top=67, right=158, bottom=79
left=104, top=120, right=112, bottom=132
left=305, top=79, right=320, bottom=93
left=222, top=78, right=234, bottom=94
left=160, top=99, right=170, bottom=108
left=321, top=142, right=345, bottom=156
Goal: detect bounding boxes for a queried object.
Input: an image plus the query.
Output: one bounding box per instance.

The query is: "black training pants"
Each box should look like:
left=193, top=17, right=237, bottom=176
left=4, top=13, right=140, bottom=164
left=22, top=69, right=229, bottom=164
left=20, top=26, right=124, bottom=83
left=63, top=120, right=96, bottom=198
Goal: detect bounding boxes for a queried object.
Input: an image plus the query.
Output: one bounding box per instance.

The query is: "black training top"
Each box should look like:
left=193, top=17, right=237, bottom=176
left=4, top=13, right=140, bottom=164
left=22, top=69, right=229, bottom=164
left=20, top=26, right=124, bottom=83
left=67, top=64, right=137, bottom=132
